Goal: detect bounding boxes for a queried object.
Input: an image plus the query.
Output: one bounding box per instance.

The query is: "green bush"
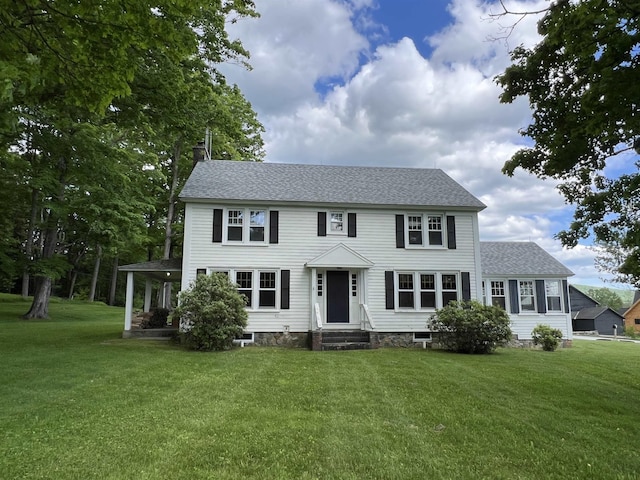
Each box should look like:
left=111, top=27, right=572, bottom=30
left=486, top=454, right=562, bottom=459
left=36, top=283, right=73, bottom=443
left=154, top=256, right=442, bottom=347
left=624, top=326, right=639, bottom=339
left=430, top=300, right=512, bottom=354
left=173, top=272, right=248, bottom=351
left=531, top=324, right=563, bottom=351
left=141, top=307, right=170, bottom=329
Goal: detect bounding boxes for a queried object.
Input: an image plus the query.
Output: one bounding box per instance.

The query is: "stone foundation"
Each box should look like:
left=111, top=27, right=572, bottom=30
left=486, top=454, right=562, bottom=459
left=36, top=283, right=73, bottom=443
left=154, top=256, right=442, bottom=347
left=252, top=332, right=310, bottom=348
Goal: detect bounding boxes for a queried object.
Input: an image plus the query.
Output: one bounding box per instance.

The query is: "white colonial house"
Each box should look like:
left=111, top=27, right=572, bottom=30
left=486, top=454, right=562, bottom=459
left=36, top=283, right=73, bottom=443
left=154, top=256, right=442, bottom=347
left=121, top=160, right=574, bottom=349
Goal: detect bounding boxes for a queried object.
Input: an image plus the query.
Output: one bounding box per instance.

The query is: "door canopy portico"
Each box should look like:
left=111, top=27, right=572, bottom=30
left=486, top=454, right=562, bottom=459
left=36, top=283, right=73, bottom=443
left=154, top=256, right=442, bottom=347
left=305, top=243, right=373, bottom=269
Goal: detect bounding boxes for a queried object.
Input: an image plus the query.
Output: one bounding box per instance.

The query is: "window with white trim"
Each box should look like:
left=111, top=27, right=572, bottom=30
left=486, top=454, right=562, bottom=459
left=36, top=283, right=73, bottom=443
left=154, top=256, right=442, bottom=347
left=250, top=210, right=265, bottom=241
left=329, top=211, right=345, bottom=233
left=225, top=208, right=268, bottom=244
left=395, top=272, right=459, bottom=310
left=398, top=273, right=415, bottom=308
left=420, top=274, right=436, bottom=308
left=227, top=269, right=281, bottom=310
left=259, top=272, right=277, bottom=307
left=405, top=214, right=444, bottom=247
left=490, top=281, right=506, bottom=310
left=545, top=280, right=562, bottom=312
left=519, top=280, right=536, bottom=311
left=236, top=271, right=253, bottom=307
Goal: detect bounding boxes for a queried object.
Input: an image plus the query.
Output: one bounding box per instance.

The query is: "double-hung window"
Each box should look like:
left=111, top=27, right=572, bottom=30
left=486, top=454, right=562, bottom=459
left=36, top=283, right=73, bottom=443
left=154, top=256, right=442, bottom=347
left=232, top=269, right=279, bottom=309
left=406, top=214, right=444, bottom=247
left=259, top=272, right=277, bottom=307
left=236, top=271, right=253, bottom=307
left=490, top=281, right=506, bottom=309
left=250, top=210, right=265, bottom=241
left=441, top=274, right=458, bottom=305
left=395, top=272, right=459, bottom=310
left=398, top=273, right=415, bottom=308
left=225, top=208, right=267, bottom=244
left=519, top=280, right=536, bottom=312
left=329, top=211, right=345, bottom=233
left=545, top=280, right=562, bottom=312
left=420, top=274, right=436, bottom=308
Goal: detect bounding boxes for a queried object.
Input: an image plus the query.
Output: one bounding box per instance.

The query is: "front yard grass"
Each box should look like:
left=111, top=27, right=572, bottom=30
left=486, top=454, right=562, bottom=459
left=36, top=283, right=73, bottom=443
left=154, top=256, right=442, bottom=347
left=1, top=293, right=639, bottom=479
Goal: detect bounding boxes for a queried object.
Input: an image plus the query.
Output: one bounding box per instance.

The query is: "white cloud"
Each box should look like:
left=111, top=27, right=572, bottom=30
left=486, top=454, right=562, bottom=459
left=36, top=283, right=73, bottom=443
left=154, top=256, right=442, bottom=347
left=219, top=0, right=607, bottom=286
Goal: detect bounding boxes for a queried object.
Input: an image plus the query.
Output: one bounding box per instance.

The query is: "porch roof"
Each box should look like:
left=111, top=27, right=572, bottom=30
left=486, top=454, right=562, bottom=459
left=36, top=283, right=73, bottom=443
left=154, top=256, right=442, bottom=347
left=305, top=243, right=374, bottom=269
left=119, top=258, right=183, bottom=282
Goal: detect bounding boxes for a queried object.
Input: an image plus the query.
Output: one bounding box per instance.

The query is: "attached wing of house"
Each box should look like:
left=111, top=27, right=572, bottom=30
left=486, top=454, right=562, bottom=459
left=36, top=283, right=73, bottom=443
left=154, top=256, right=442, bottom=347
left=479, top=241, right=574, bottom=343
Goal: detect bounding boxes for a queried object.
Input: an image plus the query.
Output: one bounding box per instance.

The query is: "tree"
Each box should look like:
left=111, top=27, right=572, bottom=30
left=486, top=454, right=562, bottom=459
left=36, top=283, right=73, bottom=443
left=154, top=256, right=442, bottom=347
left=586, top=287, right=624, bottom=310
left=496, top=0, right=640, bottom=286
left=1, top=0, right=260, bottom=317
left=173, top=273, right=248, bottom=351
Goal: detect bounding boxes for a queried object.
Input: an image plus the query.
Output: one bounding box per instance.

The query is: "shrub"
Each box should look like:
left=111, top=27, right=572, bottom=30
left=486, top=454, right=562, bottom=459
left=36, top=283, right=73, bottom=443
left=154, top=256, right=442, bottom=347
left=173, top=273, right=248, bottom=351
left=141, top=308, right=170, bottom=329
left=430, top=300, right=512, bottom=354
left=531, top=324, right=563, bottom=351
left=624, top=326, right=639, bottom=339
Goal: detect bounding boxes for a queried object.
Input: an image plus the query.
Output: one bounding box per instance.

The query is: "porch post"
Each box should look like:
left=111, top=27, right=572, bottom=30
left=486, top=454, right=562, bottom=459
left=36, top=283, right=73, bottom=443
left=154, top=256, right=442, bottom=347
left=310, top=267, right=317, bottom=330
left=144, top=278, right=152, bottom=312
left=124, top=271, right=134, bottom=331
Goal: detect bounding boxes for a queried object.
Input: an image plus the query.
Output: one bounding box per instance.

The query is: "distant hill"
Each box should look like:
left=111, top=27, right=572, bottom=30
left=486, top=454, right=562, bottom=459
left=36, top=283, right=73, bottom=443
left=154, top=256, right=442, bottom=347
left=572, top=284, right=636, bottom=308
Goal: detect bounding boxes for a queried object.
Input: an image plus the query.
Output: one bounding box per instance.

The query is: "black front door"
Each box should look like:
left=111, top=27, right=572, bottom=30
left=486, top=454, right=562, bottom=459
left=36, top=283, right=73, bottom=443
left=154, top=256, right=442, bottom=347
left=326, top=270, right=349, bottom=323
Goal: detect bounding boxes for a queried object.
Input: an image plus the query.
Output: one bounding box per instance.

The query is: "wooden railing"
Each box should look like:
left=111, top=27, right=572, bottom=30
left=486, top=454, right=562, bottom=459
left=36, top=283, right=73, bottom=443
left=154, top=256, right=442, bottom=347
left=361, top=303, right=375, bottom=330
left=314, top=302, right=323, bottom=330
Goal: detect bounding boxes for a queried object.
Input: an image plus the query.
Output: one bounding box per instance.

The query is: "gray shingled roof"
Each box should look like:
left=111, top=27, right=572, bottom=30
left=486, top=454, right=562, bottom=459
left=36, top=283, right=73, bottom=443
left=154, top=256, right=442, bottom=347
left=574, top=306, right=622, bottom=320
left=119, top=258, right=183, bottom=281
left=179, top=160, right=486, bottom=210
left=480, top=242, right=574, bottom=277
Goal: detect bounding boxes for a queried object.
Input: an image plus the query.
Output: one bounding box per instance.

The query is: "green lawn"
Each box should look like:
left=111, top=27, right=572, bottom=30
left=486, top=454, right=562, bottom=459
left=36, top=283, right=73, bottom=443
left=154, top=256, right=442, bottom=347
left=1, top=294, right=639, bottom=479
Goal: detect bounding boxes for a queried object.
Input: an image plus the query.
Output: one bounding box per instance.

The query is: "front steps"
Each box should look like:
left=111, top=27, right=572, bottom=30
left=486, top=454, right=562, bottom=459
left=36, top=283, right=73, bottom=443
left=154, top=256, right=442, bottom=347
left=315, top=330, right=374, bottom=351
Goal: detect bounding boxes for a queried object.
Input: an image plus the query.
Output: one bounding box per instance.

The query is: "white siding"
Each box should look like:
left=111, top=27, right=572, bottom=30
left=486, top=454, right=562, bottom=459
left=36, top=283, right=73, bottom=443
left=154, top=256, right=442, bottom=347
left=182, top=202, right=482, bottom=333
left=509, top=313, right=573, bottom=340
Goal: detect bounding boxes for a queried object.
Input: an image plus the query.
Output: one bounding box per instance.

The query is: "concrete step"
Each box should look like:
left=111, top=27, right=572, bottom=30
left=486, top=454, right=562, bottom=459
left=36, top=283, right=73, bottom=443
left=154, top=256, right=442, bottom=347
left=321, top=331, right=370, bottom=344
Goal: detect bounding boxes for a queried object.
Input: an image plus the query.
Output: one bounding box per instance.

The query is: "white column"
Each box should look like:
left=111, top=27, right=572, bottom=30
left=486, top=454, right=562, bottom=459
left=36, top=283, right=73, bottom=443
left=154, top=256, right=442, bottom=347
left=310, top=267, right=317, bottom=330
left=144, top=278, right=152, bottom=312
left=124, top=272, right=134, bottom=331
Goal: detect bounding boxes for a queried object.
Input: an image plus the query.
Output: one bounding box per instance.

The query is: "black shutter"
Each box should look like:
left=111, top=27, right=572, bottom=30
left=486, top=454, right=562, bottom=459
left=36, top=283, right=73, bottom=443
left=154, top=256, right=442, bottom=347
left=281, top=270, right=290, bottom=309
left=536, top=280, right=547, bottom=313
left=317, top=212, right=326, bottom=236
left=447, top=216, right=456, bottom=249
left=348, top=213, right=357, bottom=237
left=269, top=210, right=279, bottom=244
left=385, top=271, right=395, bottom=309
left=562, top=279, right=570, bottom=313
left=213, top=209, right=223, bottom=243
left=509, top=280, right=520, bottom=314
left=196, top=268, right=206, bottom=276
left=395, top=215, right=405, bottom=248
left=461, top=272, right=471, bottom=301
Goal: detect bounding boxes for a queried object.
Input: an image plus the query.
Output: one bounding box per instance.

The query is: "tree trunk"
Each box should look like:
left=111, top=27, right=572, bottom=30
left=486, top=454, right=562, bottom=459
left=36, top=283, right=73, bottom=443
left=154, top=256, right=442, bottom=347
left=162, top=142, right=181, bottom=308
left=88, top=244, right=102, bottom=302
left=68, top=270, right=78, bottom=300
left=21, top=189, right=40, bottom=298
left=23, top=276, right=52, bottom=319
left=164, top=142, right=181, bottom=260
left=109, top=254, right=119, bottom=306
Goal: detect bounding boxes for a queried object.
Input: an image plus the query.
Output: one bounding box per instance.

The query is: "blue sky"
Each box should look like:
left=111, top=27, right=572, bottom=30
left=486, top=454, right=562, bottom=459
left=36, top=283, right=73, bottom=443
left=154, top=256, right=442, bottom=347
left=219, top=0, right=630, bottom=289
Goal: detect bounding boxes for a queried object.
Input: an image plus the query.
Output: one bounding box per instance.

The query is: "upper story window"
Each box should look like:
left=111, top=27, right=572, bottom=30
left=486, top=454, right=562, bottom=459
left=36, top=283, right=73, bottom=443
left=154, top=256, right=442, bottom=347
left=330, top=211, right=344, bottom=233
left=318, top=211, right=356, bottom=237
left=224, top=208, right=267, bottom=244
left=405, top=214, right=444, bottom=247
